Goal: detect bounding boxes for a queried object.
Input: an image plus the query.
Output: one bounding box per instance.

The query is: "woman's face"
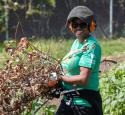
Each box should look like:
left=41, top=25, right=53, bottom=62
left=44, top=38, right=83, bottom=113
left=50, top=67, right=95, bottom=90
left=70, top=18, right=90, bottom=42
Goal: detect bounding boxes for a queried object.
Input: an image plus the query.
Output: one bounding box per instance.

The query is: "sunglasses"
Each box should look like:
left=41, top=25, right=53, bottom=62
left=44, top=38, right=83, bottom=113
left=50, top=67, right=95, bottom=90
left=71, top=22, right=88, bottom=29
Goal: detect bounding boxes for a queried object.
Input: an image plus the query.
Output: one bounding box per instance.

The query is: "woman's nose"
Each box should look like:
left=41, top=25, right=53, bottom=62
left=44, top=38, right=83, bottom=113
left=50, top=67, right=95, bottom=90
left=76, top=25, right=82, bottom=30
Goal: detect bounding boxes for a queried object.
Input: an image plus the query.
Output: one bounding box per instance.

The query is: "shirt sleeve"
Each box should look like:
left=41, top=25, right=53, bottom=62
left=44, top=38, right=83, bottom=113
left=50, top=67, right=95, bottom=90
left=79, top=43, right=99, bottom=69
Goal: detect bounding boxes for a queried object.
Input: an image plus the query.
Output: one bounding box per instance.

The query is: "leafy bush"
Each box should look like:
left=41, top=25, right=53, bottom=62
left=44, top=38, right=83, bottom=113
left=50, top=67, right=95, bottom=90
left=100, top=63, right=125, bottom=115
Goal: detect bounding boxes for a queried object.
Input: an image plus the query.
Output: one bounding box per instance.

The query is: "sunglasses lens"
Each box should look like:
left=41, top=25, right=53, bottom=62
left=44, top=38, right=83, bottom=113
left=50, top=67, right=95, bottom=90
left=72, top=22, right=87, bottom=29
left=72, top=23, right=78, bottom=28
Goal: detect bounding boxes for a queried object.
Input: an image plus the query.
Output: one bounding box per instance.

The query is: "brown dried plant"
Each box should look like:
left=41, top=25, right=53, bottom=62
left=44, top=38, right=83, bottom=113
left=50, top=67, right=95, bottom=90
left=0, top=37, right=62, bottom=115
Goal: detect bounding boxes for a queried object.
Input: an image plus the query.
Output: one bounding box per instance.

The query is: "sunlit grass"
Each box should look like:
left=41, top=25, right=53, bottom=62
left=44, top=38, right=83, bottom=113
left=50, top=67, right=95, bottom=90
left=32, top=38, right=74, bottom=59
left=32, top=37, right=125, bottom=58
left=0, top=42, right=3, bottom=53
left=1, top=37, right=125, bottom=59
left=100, top=38, right=125, bottom=56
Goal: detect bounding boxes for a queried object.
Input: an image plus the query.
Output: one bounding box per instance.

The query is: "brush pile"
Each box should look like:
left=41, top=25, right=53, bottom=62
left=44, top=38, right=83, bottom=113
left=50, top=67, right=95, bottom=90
left=0, top=37, right=62, bottom=115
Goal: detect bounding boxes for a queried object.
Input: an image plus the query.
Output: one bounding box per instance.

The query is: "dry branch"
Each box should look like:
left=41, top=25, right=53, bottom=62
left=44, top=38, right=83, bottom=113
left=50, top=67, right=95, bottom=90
left=0, top=37, right=62, bottom=115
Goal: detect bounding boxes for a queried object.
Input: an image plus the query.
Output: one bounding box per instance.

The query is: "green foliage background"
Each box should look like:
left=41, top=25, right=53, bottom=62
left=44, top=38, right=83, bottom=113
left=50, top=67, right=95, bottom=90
left=100, top=63, right=125, bottom=115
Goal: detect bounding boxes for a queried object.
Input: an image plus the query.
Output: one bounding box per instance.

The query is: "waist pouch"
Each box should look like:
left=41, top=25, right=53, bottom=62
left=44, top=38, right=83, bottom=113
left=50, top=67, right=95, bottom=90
left=64, top=89, right=103, bottom=115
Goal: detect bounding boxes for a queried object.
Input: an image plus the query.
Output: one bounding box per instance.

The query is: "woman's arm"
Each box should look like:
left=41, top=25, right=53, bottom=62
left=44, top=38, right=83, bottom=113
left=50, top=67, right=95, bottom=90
left=61, top=67, right=91, bottom=85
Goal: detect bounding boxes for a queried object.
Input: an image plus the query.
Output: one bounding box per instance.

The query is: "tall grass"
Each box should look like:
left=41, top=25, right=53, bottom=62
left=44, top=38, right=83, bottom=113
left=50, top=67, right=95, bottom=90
left=0, top=37, right=125, bottom=64
left=0, top=42, right=3, bottom=53
left=32, top=38, right=74, bottom=59
left=100, top=38, right=125, bottom=56
left=32, top=38, right=125, bottom=59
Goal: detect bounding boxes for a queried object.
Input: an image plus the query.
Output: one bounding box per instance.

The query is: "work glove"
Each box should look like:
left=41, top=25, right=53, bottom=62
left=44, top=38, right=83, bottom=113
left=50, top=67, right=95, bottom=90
left=47, top=72, right=64, bottom=98
left=47, top=72, right=60, bottom=88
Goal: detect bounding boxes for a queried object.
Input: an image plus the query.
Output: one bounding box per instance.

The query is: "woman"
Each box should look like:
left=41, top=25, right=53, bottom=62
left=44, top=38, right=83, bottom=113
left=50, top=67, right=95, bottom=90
left=55, top=6, right=103, bottom=115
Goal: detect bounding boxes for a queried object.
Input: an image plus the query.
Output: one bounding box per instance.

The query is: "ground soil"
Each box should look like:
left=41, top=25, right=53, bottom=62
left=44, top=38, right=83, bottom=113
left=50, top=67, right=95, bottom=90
left=100, top=54, right=125, bottom=73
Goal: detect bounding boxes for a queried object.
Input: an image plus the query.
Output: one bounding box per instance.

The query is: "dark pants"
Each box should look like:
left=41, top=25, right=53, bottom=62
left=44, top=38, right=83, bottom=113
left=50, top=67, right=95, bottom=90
left=55, top=89, right=103, bottom=115
left=55, top=99, right=96, bottom=115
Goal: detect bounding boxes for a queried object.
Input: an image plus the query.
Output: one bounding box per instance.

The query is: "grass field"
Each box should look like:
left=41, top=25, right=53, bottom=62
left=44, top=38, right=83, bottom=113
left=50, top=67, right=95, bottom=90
left=0, top=37, right=125, bottom=59
left=0, top=42, right=3, bottom=53
left=100, top=38, right=125, bottom=56
left=31, top=37, right=125, bottom=58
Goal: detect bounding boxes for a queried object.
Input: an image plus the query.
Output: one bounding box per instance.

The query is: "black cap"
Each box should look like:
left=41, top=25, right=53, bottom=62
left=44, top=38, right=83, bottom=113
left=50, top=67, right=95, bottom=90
left=66, top=6, right=93, bottom=26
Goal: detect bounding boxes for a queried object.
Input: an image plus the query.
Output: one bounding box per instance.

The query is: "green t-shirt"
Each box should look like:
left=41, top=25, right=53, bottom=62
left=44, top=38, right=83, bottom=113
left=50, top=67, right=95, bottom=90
left=61, top=35, right=101, bottom=107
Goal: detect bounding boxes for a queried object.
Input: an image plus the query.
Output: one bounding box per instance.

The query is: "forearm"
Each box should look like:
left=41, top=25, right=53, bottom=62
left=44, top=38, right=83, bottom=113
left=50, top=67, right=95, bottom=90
left=61, top=75, right=88, bottom=85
